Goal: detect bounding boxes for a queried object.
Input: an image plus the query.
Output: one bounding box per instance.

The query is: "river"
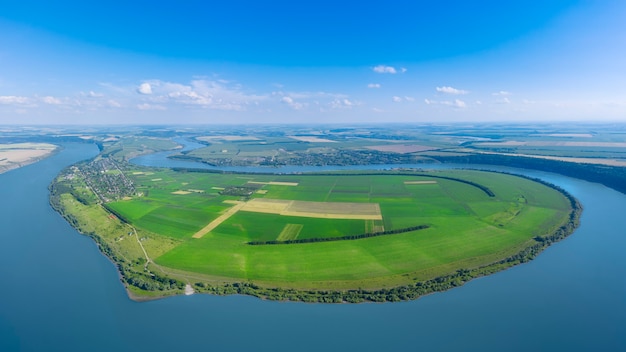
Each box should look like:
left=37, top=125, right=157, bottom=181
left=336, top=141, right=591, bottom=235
left=1, top=142, right=625, bottom=351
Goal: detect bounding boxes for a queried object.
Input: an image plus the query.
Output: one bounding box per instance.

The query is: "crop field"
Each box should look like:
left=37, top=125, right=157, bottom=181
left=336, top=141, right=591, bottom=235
left=102, top=168, right=573, bottom=290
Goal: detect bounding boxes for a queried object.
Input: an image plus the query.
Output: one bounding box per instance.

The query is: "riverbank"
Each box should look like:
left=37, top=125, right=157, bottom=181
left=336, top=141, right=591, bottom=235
left=0, top=143, right=59, bottom=174
left=50, top=160, right=581, bottom=303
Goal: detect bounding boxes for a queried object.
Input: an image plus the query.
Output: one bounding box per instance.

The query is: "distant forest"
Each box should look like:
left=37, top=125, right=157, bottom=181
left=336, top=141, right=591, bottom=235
left=432, top=154, right=626, bottom=195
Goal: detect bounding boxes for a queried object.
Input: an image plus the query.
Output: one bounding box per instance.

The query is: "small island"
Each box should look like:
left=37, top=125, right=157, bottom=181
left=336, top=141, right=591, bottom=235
left=49, top=133, right=581, bottom=303
left=0, top=143, right=58, bottom=174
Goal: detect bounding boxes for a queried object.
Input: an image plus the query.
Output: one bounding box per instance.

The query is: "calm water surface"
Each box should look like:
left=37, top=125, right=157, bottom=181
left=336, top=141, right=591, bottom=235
left=1, top=143, right=625, bottom=351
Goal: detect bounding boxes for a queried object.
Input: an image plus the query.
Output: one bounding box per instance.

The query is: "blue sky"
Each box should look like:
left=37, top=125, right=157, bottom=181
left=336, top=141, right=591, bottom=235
left=0, top=0, right=625, bottom=124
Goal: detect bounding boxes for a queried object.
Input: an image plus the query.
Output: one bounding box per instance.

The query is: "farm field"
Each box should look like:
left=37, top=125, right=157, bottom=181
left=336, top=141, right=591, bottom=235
left=105, top=168, right=574, bottom=290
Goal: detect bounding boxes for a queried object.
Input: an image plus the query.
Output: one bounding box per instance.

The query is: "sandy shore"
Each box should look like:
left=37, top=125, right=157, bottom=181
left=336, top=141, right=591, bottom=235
left=0, top=143, right=58, bottom=174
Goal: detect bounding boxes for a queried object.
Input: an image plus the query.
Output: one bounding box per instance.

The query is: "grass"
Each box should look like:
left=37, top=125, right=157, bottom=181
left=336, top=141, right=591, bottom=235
left=59, top=165, right=573, bottom=293
left=96, top=169, right=573, bottom=290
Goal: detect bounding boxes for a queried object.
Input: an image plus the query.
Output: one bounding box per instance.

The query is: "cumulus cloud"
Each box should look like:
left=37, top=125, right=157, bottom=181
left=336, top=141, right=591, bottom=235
left=137, top=82, right=153, bottom=95
left=281, top=96, right=305, bottom=110
left=329, top=98, right=356, bottom=109
left=496, top=97, right=511, bottom=104
left=134, top=79, right=266, bottom=111
left=367, top=83, right=381, bottom=88
left=492, top=91, right=511, bottom=96
left=424, top=98, right=467, bottom=108
left=137, top=103, right=166, bottom=110
left=41, top=96, right=62, bottom=105
left=404, top=96, right=415, bottom=102
left=436, top=86, right=469, bottom=95
left=373, top=65, right=398, bottom=74
left=392, top=96, right=402, bottom=103
left=0, top=96, right=30, bottom=104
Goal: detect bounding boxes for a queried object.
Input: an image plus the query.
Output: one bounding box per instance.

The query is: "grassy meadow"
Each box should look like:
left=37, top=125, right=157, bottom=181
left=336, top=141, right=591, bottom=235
left=103, top=168, right=572, bottom=290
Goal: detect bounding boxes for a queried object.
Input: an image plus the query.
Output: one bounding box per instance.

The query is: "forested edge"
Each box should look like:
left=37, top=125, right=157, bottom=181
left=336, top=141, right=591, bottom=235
left=432, top=153, right=626, bottom=195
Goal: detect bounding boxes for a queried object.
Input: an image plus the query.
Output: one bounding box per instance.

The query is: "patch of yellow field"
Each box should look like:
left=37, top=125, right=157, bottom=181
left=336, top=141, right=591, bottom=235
left=241, top=198, right=382, bottom=220
left=150, top=178, right=162, bottom=181
left=192, top=201, right=246, bottom=239
left=256, top=190, right=268, bottom=194
left=404, top=180, right=438, bottom=185
left=241, top=199, right=292, bottom=213
left=211, top=187, right=225, bottom=190
left=171, top=190, right=192, bottom=195
left=132, top=172, right=145, bottom=175
left=0, top=143, right=57, bottom=174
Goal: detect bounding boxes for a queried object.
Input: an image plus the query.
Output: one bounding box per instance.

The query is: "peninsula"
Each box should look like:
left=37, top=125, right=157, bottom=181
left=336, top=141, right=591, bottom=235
left=0, top=143, right=58, bottom=174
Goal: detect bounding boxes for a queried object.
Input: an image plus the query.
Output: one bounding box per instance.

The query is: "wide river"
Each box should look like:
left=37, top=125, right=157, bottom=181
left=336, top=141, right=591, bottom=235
left=1, top=142, right=625, bottom=351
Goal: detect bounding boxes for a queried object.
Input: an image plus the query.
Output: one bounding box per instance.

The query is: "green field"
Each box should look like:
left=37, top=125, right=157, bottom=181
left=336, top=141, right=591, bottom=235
left=103, top=168, right=573, bottom=291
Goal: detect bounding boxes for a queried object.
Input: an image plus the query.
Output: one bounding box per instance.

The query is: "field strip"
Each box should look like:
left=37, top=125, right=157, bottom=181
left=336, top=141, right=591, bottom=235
left=192, top=201, right=246, bottom=239
left=241, top=198, right=382, bottom=220
left=171, top=190, right=192, bottom=195
left=241, top=198, right=293, bottom=213
left=247, top=181, right=299, bottom=186
left=276, top=224, right=303, bottom=241
left=404, top=180, right=437, bottom=184
left=280, top=211, right=382, bottom=220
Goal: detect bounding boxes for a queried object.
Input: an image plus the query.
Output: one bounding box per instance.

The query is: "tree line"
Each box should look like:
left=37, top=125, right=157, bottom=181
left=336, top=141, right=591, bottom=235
left=247, top=225, right=430, bottom=245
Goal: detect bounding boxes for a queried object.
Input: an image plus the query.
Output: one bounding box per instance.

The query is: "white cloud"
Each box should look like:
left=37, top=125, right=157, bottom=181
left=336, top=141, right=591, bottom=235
left=0, top=96, right=30, bottom=104
left=367, top=83, right=381, bottom=88
left=373, top=65, right=398, bottom=74
left=137, top=82, right=153, bottom=95
left=372, top=108, right=384, bottom=113
left=135, top=79, right=266, bottom=111
left=137, top=103, right=166, bottom=110
left=436, top=86, right=469, bottom=95
left=404, top=96, right=415, bottom=102
left=496, top=97, right=511, bottom=104
left=41, top=96, right=62, bottom=105
left=108, top=100, right=122, bottom=108
left=453, top=99, right=466, bottom=108
left=392, top=96, right=403, bottom=103
left=281, top=96, right=305, bottom=110
left=424, top=98, right=467, bottom=108
left=492, top=91, right=511, bottom=96
left=329, top=98, right=356, bottom=109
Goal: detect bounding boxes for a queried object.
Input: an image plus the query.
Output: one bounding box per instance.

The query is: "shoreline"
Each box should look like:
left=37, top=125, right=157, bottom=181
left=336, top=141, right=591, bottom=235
left=0, top=143, right=59, bottom=174
left=48, top=155, right=582, bottom=304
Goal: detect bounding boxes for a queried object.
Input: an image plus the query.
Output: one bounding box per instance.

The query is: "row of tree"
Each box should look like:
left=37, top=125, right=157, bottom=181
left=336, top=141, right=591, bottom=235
left=247, top=225, right=429, bottom=245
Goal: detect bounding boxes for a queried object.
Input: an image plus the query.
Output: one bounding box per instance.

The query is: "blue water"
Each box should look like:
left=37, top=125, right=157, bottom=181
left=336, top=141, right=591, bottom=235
left=1, top=143, right=625, bottom=351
